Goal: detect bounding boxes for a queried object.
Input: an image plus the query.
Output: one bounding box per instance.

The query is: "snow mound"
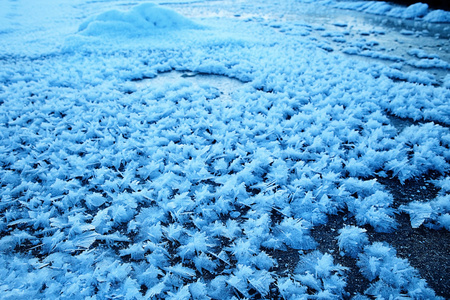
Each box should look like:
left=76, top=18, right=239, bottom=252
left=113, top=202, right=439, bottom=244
left=424, top=9, right=450, bottom=23
left=78, top=3, right=202, bottom=37
left=395, top=2, right=428, bottom=19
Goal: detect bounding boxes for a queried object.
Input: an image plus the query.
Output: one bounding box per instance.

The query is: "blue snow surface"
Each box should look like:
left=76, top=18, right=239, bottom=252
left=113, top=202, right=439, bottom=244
left=0, top=0, right=449, bottom=299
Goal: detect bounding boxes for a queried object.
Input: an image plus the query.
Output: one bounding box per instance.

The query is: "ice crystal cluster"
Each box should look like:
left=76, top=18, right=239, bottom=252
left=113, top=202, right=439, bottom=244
left=0, top=1, right=449, bottom=299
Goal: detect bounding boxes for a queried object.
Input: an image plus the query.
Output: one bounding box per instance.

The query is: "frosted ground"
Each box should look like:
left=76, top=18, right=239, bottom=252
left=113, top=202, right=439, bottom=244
left=1, top=0, right=450, bottom=299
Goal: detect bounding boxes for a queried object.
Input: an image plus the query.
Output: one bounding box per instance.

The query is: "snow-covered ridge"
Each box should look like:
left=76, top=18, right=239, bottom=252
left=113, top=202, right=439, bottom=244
left=330, top=1, right=450, bottom=23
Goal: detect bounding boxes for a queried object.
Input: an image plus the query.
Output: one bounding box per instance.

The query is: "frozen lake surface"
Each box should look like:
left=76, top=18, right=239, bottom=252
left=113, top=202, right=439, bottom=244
left=1, top=0, right=449, bottom=299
